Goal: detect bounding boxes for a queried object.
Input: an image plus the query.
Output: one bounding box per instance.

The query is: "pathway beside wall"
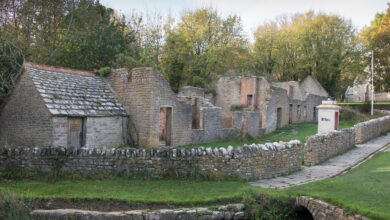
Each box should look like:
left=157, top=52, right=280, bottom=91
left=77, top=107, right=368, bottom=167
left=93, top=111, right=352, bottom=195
left=249, top=132, right=390, bottom=188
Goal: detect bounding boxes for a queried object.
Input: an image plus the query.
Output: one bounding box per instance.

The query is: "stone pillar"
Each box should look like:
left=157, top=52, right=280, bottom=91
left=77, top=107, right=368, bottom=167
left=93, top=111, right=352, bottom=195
left=317, top=100, right=341, bottom=134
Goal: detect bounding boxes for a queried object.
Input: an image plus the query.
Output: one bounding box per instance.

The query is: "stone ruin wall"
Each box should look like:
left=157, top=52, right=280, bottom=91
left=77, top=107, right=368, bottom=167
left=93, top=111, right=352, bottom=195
left=105, top=68, right=192, bottom=148
left=304, top=128, right=356, bottom=165
left=0, top=141, right=302, bottom=180
left=52, top=116, right=128, bottom=148
left=354, top=115, right=390, bottom=144
left=0, top=72, right=53, bottom=147
left=215, top=77, right=242, bottom=128
left=304, top=115, right=390, bottom=165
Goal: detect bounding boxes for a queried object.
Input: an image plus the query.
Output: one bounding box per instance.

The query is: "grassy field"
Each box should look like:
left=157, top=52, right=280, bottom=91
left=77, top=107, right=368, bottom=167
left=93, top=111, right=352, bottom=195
left=275, top=147, right=390, bottom=220
left=179, top=120, right=358, bottom=148
left=0, top=177, right=251, bottom=207
left=338, top=101, right=390, bottom=105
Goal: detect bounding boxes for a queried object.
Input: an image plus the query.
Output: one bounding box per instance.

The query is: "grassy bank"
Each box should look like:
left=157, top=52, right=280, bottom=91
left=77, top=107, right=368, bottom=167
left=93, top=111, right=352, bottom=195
left=0, top=177, right=251, bottom=208
left=277, top=147, right=390, bottom=220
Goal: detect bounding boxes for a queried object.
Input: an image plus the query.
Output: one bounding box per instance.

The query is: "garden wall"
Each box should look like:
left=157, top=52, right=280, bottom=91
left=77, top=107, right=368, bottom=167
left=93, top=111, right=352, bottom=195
left=304, top=115, right=390, bottom=165
left=0, top=141, right=302, bottom=180
left=304, top=128, right=356, bottom=165
left=354, top=115, right=390, bottom=143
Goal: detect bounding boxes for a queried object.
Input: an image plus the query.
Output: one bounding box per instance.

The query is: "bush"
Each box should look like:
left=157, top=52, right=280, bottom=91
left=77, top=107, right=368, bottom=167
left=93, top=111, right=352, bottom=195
left=357, top=101, right=371, bottom=113
left=94, top=67, right=112, bottom=77
left=242, top=189, right=295, bottom=220
left=0, top=190, right=30, bottom=220
left=230, top=104, right=243, bottom=111
left=339, top=106, right=370, bottom=122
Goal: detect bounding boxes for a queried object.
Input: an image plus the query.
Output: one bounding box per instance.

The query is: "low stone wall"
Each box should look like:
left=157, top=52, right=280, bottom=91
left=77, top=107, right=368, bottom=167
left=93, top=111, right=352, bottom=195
left=304, top=128, right=356, bottom=165
left=31, top=204, right=247, bottom=220
left=354, top=115, right=390, bottom=144
left=295, top=196, right=369, bottom=220
left=0, top=141, right=302, bottom=180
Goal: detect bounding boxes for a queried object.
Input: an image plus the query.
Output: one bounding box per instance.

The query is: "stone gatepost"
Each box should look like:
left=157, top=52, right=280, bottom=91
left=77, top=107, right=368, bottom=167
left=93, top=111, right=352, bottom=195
left=317, top=100, right=341, bottom=134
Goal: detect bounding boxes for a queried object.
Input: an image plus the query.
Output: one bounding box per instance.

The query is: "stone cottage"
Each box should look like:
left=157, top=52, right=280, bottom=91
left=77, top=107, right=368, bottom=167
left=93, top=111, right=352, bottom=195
left=0, top=62, right=329, bottom=148
left=0, top=63, right=128, bottom=148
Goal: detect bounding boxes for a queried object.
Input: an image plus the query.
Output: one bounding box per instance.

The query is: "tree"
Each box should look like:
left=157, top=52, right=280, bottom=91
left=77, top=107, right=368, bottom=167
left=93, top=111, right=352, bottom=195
left=253, top=12, right=362, bottom=98
left=161, top=8, right=250, bottom=91
left=360, top=3, right=390, bottom=92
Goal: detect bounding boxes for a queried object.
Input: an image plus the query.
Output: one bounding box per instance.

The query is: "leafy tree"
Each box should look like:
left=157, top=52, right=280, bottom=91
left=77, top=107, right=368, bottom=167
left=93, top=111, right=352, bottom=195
left=253, top=12, right=363, bottom=98
left=161, top=8, right=250, bottom=92
left=360, top=3, right=390, bottom=92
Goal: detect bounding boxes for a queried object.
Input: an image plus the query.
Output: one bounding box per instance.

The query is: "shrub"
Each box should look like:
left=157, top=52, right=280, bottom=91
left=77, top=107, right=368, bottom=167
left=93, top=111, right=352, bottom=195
left=94, top=67, right=112, bottom=77
left=242, top=189, right=295, bottom=220
left=339, top=106, right=369, bottom=122
left=357, top=101, right=371, bottom=113
left=230, top=104, right=243, bottom=111
left=0, top=190, right=30, bottom=220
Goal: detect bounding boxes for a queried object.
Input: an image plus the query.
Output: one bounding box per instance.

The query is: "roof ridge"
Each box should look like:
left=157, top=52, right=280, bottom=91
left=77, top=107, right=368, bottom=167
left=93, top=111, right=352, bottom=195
left=24, top=62, right=95, bottom=77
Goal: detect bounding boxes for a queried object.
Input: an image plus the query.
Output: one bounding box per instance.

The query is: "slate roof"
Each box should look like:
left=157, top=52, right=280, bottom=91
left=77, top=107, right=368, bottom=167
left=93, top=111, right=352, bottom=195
left=26, top=66, right=128, bottom=117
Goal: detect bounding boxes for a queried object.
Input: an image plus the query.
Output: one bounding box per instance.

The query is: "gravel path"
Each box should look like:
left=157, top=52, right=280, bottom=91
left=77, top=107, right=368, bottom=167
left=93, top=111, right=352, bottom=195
left=249, top=132, right=390, bottom=189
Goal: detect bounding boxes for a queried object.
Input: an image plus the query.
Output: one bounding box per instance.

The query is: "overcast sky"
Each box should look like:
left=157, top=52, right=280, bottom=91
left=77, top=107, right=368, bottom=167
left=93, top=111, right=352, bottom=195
left=101, top=0, right=388, bottom=40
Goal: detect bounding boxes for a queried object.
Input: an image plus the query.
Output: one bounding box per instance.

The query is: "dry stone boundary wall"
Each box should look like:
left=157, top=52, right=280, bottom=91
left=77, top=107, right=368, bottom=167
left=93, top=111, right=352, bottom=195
left=304, top=128, right=356, bottom=165
left=304, top=115, right=390, bottom=165
left=354, top=115, right=390, bottom=144
left=0, top=141, right=302, bottom=180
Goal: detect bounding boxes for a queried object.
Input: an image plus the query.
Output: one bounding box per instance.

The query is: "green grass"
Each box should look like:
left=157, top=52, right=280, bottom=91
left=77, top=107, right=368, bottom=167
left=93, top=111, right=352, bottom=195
left=179, top=120, right=358, bottom=148
left=0, top=178, right=252, bottom=206
left=270, top=149, right=390, bottom=220
left=338, top=101, right=390, bottom=105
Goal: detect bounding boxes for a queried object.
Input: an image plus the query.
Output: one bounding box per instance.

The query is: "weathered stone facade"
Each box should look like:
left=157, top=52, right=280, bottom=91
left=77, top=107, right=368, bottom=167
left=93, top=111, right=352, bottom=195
left=0, top=140, right=302, bottom=180
left=105, top=68, right=192, bottom=148
left=304, top=128, right=356, bottom=165
left=1, top=63, right=329, bottom=149
left=0, top=64, right=128, bottom=148
left=0, top=71, right=53, bottom=147
left=202, top=75, right=328, bottom=135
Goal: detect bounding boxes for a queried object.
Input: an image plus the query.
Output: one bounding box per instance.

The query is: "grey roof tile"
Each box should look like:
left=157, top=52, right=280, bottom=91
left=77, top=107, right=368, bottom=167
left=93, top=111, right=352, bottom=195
left=26, top=67, right=128, bottom=117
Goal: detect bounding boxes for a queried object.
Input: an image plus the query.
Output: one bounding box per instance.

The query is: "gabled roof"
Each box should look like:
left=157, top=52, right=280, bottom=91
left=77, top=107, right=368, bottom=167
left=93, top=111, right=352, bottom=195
left=25, top=63, right=127, bottom=117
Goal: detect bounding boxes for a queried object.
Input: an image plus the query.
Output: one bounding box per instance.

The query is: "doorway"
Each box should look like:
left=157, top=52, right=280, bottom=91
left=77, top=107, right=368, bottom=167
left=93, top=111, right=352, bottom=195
left=68, top=117, right=86, bottom=147
left=289, top=104, right=293, bottom=124
left=334, top=112, right=339, bottom=130
left=277, top=107, right=282, bottom=129
left=246, top=94, right=254, bottom=107
left=159, top=107, right=172, bottom=146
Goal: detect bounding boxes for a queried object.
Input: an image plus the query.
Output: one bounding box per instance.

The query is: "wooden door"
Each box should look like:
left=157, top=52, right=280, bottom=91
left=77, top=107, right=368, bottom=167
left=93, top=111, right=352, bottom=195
left=334, top=112, right=339, bottom=130
left=68, top=118, right=82, bottom=147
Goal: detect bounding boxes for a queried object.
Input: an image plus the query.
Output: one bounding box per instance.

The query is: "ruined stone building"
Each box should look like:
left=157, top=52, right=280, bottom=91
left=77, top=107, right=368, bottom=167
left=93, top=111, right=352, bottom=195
left=0, top=63, right=328, bottom=148
left=345, top=74, right=390, bottom=102
left=0, top=63, right=128, bottom=148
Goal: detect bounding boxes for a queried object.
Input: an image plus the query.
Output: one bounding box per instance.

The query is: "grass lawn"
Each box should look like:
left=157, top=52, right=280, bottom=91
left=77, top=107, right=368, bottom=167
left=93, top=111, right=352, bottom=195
left=338, top=101, right=390, bottom=105
left=270, top=148, right=390, bottom=220
left=0, top=177, right=252, bottom=207
left=178, top=120, right=358, bottom=148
